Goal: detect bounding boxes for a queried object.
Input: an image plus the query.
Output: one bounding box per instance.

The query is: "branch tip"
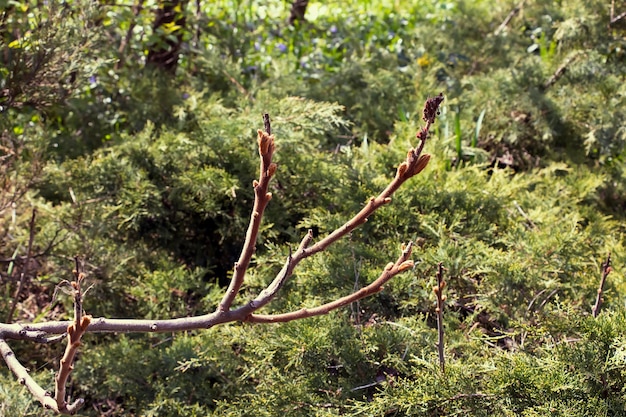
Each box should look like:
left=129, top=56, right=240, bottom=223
left=422, top=92, right=445, bottom=124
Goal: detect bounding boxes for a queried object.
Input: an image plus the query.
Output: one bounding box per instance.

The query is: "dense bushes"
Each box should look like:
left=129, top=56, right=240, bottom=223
left=1, top=0, right=626, bottom=415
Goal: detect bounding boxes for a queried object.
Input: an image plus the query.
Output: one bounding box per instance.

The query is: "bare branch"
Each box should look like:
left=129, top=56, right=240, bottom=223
left=246, top=242, right=414, bottom=323
left=493, top=1, right=525, bottom=36
left=0, top=96, right=446, bottom=414
left=218, top=125, right=277, bottom=312
left=592, top=253, right=612, bottom=318
left=0, top=338, right=59, bottom=411
left=6, top=208, right=37, bottom=323
left=115, top=0, right=144, bottom=70
left=610, top=0, right=626, bottom=25
left=433, top=262, right=446, bottom=373
left=54, top=260, right=90, bottom=414
left=542, top=52, right=584, bottom=91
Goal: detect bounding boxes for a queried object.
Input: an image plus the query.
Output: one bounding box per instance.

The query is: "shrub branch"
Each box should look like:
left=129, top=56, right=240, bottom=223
left=592, top=253, right=612, bottom=318
left=0, top=95, right=444, bottom=414
left=433, top=262, right=446, bottom=373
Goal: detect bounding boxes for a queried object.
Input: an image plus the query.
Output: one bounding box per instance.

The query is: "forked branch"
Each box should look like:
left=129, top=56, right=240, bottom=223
left=0, top=95, right=444, bottom=414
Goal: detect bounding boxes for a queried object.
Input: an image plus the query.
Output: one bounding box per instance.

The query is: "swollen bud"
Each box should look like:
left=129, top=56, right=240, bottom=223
left=414, top=153, right=431, bottom=174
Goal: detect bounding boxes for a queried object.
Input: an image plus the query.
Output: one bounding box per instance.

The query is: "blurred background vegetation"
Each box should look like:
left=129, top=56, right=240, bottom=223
left=1, top=0, right=626, bottom=415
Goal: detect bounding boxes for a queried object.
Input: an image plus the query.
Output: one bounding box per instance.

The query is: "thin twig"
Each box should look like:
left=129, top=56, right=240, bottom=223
left=610, top=0, right=626, bottom=25
left=592, top=253, right=612, bottom=318
left=115, top=0, right=144, bottom=70
left=218, top=121, right=277, bottom=312
left=542, top=52, right=584, bottom=91
left=0, top=338, right=59, bottom=411
left=513, top=200, right=536, bottom=230
left=434, top=262, right=446, bottom=373
left=6, top=208, right=37, bottom=324
left=246, top=242, right=414, bottom=323
left=0, top=97, right=446, bottom=414
left=494, top=1, right=524, bottom=36
left=54, top=259, right=90, bottom=414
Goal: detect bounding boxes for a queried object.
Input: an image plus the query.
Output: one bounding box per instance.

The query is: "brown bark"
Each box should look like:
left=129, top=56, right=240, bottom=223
left=288, top=0, right=309, bottom=25
left=146, top=0, right=188, bottom=73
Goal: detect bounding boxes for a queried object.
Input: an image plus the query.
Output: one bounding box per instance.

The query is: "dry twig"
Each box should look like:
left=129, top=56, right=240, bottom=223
left=434, top=262, right=446, bottom=373
left=6, top=208, right=37, bottom=324
left=592, top=253, right=612, bottom=318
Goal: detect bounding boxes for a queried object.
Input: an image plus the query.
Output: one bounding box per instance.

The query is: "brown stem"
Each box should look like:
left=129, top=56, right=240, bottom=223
left=610, top=0, right=626, bottom=25
left=543, top=52, right=584, bottom=91
left=434, top=262, right=446, bottom=373
left=592, top=253, right=612, bottom=318
left=115, top=0, right=144, bottom=70
left=494, top=1, right=524, bottom=36
left=0, top=338, right=59, bottom=411
left=218, top=121, right=277, bottom=312
left=6, top=208, right=37, bottom=324
left=246, top=243, right=414, bottom=323
left=53, top=260, right=90, bottom=414
left=288, top=0, right=309, bottom=25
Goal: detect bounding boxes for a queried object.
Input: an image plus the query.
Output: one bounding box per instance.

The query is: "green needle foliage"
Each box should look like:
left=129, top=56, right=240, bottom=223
left=1, top=0, right=626, bottom=416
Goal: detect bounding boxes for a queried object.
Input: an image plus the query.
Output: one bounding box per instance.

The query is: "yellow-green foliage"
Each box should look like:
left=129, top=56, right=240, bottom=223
left=2, top=0, right=626, bottom=416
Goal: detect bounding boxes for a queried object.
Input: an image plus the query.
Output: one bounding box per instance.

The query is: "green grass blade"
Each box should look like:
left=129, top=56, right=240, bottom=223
left=473, top=109, right=486, bottom=148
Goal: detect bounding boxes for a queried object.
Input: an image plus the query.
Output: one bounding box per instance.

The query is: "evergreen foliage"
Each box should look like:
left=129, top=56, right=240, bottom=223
left=1, top=0, right=626, bottom=415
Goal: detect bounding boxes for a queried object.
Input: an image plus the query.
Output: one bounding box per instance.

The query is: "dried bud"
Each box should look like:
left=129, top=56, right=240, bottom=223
left=385, top=262, right=394, bottom=271
left=266, top=192, right=273, bottom=201
left=422, top=93, right=444, bottom=124
left=383, top=197, right=392, bottom=204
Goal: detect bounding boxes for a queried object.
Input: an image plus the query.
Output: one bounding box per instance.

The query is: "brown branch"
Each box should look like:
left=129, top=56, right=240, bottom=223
left=592, top=253, right=612, bottom=318
left=115, top=0, right=144, bottom=70
left=0, top=96, right=446, bottom=414
left=493, top=1, right=524, bottom=36
left=288, top=0, right=309, bottom=25
left=54, top=259, right=90, bottom=414
left=0, top=96, right=445, bottom=343
left=218, top=119, right=277, bottom=313
left=433, top=262, right=446, bottom=373
left=542, top=52, right=584, bottom=91
left=6, top=208, right=37, bottom=324
left=0, top=338, right=59, bottom=411
left=246, top=242, right=414, bottom=323
left=610, top=0, right=626, bottom=25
